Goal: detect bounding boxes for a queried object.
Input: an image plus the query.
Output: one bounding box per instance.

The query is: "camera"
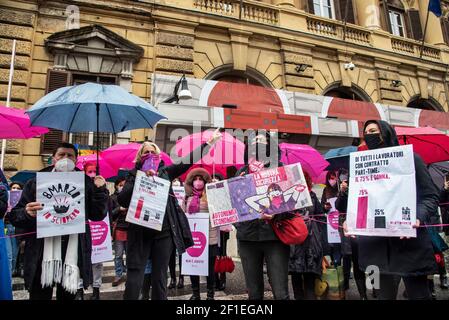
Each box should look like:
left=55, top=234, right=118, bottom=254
left=344, top=62, right=355, bottom=70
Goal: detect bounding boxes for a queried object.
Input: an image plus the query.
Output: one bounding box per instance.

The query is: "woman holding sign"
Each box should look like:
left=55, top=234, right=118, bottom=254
left=343, top=120, right=439, bottom=300
left=118, top=129, right=222, bottom=300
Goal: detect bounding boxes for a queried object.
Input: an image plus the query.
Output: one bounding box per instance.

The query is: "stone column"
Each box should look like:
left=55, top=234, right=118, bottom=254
left=418, top=0, right=445, bottom=45
left=357, top=0, right=382, bottom=30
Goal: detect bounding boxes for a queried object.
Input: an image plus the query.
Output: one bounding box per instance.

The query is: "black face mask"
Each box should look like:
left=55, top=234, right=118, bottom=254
left=364, top=133, right=384, bottom=150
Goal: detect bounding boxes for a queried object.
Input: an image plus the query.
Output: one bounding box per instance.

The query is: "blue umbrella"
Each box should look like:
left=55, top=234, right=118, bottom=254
left=9, top=170, right=36, bottom=184
left=27, top=83, right=167, bottom=174
left=324, top=146, right=358, bottom=171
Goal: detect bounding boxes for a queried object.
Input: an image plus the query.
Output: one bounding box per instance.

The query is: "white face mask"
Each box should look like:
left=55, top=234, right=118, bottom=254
left=117, top=186, right=123, bottom=193
left=54, top=158, right=76, bottom=172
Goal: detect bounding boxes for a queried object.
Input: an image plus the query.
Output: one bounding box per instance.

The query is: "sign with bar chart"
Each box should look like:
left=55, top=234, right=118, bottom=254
left=346, top=145, right=417, bottom=238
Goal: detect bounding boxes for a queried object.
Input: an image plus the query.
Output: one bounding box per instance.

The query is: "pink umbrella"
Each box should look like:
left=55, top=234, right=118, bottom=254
left=179, top=164, right=230, bottom=182
left=175, top=130, right=245, bottom=179
left=395, top=126, right=449, bottom=164
left=0, top=105, right=48, bottom=138
left=280, top=143, right=329, bottom=182
left=102, top=143, right=173, bottom=172
left=76, top=154, right=116, bottom=179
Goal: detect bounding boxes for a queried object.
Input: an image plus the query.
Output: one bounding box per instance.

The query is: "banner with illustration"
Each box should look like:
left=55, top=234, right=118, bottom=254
left=90, top=214, right=113, bottom=264
left=126, top=170, right=170, bottom=231
left=181, top=217, right=209, bottom=276
left=326, top=197, right=341, bottom=244
left=36, top=172, right=85, bottom=238
left=206, top=163, right=312, bottom=227
left=346, top=145, right=417, bottom=238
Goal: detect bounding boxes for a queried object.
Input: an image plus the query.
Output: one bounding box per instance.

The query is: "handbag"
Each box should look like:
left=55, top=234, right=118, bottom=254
left=214, top=256, right=235, bottom=273
left=270, top=213, right=308, bottom=245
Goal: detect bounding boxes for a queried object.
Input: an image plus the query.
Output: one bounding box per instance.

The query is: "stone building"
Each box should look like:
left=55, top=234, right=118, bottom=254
left=1, top=0, right=449, bottom=175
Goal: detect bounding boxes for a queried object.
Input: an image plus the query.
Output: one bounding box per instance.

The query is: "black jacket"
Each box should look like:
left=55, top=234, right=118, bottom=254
left=117, top=143, right=211, bottom=269
left=9, top=166, right=109, bottom=290
left=440, top=188, right=449, bottom=235
left=354, top=120, right=439, bottom=276
left=289, top=191, right=325, bottom=275
left=110, top=191, right=128, bottom=231
left=0, top=187, right=7, bottom=219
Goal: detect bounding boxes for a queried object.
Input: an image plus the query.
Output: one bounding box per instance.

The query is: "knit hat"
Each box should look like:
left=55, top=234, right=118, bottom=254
left=185, top=168, right=211, bottom=195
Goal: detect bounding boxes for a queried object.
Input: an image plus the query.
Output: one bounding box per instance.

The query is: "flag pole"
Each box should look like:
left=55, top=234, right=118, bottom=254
left=420, top=4, right=431, bottom=59
left=1, top=39, right=16, bottom=170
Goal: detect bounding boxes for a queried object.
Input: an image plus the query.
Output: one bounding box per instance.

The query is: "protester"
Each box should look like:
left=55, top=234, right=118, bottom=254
left=335, top=169, right=368, bottom=300
left=140, top=259, right=152, bottom=300
left=110, top=177, right=128, bottom=287
left=118, top=130, right=221, bottom=300
left=4, top=182, right=23, bottom=276
left=439, top=179, right=449, bottom=289
left=289, top=171, right=325, bottom=300
left=321, top=171, right=341, bottom=266
left=0, top=182, right=12, bottom=300
left=234, top=132, right=290, bottom=300
left=168, top=178, right=184, bottom=290
left=183, top=168, right=219, bottom=300
left=211, top=173, right=229, bottom=291
left=342, top=120, right=440, bottom=300
left=10, top=142, right=109, bottom=300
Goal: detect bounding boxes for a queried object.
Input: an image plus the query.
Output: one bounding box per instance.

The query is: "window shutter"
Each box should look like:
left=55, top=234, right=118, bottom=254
left=441, top=18, right=449, bottom=45
left=308, top=0, right=315, bottom=14
left=337, top=0, right=356, bottom=24
left=381, top=0, right=393, bottom=33
left=406, top=9, right=423, bottom=40
left=41, top=69, right=70, bottom=154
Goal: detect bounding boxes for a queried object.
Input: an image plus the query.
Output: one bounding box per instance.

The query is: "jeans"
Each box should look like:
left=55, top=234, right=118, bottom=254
left=114, top=240, right=127, bottom=277
left=378, top=274, right=431, bottom=300
left=92, top=263, right=103, bottom=288
left=144, top=259, right=152, bottom=275
left=238, top=240, right=290, bottom=300
left=4, top=223, right=18, bottom=275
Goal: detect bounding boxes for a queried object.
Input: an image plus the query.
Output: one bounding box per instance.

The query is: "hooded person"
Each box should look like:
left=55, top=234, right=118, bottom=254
left=341, top=120, right=439, bottom=300
left=117, top=129, right=222, bottom=300
left=0, top=183, right=13, bottom=300
left=234, top=132, right=290, bottom=300
left=9, top=142, right=109, bottom=300
left=182, top=167, right=219, bottom=300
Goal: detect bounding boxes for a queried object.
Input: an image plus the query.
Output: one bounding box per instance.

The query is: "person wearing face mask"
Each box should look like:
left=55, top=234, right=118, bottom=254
left=110, top=177, right=129, bottom=288
left=234, top=132, right=290, bottom=300
left=182, top=168, right=219, bottom=300
left=118, top=129, right=222, bottom=300
left=320, top=171, right=339, bottom=265
left=4, top=182, right=23, bottom=278
left=289, top=171, right=326, bottom=300
left=341, top=120, right=439, bottom=300
left=9, top=142, right=109, bottom=300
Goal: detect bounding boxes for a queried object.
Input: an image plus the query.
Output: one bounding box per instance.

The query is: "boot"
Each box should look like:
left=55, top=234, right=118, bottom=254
left=168, top=277, right=176, bottom=289
left=90, top=287, right=100, bottom=300
left=74, top=288, right=84, bottom=300
left=440, top=274, right=448, bottom=290
left=429, top=279, right=436, bottom=300
left=215, top=273, right=221, bottom=290
left=141, top=274, right=151, bottom=300
left=177, top=276, right=184, bottom=289
left=189, top=287, right=201, bottom=300
left=355, top=278, right=367, bottom=300
left=206, top=288, right=215, bottom=300
left=218, top=273, right=226, bottom=291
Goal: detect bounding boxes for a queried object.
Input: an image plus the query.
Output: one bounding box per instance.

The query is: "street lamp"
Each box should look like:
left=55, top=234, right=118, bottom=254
left=163, top=73, right=192, bottom=103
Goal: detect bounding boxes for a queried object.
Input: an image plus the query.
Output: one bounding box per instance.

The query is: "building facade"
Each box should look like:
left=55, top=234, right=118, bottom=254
left=1, top=0, right=449, bottom=175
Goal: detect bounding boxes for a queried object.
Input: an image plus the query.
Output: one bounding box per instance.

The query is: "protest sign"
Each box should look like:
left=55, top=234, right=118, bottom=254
left=327, top=197, right=341, bottom=244
left=172, top=186, right=186, bottom=207
left=126, top=170, right=170, bottom=231
left=36, top=172, right=85, bottom=238
left=181, top=218, right=209, bottom=276
left=346, top=145, right=416, bottom=237
left=90, top=214, right=113, bottom=264
left=206, top=163, right=312, bottom=227
left=7, top=190, right=22, bottom=212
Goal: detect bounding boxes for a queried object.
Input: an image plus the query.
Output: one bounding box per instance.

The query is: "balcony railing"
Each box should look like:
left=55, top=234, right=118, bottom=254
left=391, top=36, right=441, bottom=61
left=193, top=0, right=279, bottom=25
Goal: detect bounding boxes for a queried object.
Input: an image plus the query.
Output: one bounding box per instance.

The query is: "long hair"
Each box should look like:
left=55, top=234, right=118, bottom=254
left=134, top=141, right=161, bottom=164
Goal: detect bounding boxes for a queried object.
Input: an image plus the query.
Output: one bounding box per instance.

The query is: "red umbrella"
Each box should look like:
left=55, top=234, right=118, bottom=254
left=395, top=126, right=449, bottom=164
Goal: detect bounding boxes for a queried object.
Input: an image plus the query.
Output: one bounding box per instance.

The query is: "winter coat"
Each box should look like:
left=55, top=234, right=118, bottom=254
left=117, top=142, right=211, bottom=269
left=321, top=184, right=339, bottom=255
left=289, top=191, right=325, bottom=275
left=335, top=189, right=352, bottom=256
left=440, top=188, right=449, bottom=235
left=234, top=161, right=289, bottom=242
left=9, top=166, right=109, bottom=290
left=0, top=187, right=7, bottom=219
left=353, top=120, right=439, bottom=276
left=110, top=191, right=129, bottom=231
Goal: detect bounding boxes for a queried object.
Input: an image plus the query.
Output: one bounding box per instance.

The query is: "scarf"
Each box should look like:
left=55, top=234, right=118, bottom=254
left=41, top=234, right=79, bottom=293
left=187, top=188, right=203, bottom=214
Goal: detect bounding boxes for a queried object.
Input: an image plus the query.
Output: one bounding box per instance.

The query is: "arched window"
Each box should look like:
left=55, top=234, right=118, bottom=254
left=407, top=96, right=445, bottom=112
left=323, top=83, right=372, bottom=102
left=206, top=65, right=272, bottom=87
